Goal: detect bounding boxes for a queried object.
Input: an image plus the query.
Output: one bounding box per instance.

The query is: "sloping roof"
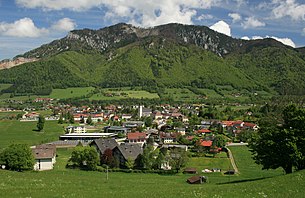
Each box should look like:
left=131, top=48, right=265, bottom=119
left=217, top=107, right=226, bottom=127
left=184, top=167, right=197, bottom=173
left=200, top=140, right=213, bottom=147
left=32, top=144, right=56, bottom=159
left=159, top=132, right=178, bottom=139
left=222, top=121, right=235, bottom=127
left=90, top=138, right=118, bottom=154
left=197, top=129, right=212, bottom=133
left=115, top=144, right=143, bottom=160
left=243, top=122, right=256, bottom=128
left=187, top=176, right=206, bottom=184
left=127, top=132, right=147, bottom=140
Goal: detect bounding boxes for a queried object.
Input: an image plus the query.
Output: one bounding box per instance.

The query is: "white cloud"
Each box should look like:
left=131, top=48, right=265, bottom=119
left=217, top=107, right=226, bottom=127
left=241, top=35, right=295, bottom=48
left=242, top=17, right=265, bottom=29
left=271, top=0, right=305, bottom=21
left=233, top=0, right=246, bottom=7
left=270, top=36, right=295, bottom=48
left=15, top=0, right=220, bottom=27
left=15, top=0, right=103, bottom=11
left=51, top=18, right=76, bottom=32
left=0, top=18, right=48, bottom=37
left=241, top=36, right=250, bottom=40
left=197, top=14, right=213, bottom=21
left=210, top=20, right=231, bottom=36
left=251, top=36, right=263, bottom=40
left=228, top=13, right=242, bottom=23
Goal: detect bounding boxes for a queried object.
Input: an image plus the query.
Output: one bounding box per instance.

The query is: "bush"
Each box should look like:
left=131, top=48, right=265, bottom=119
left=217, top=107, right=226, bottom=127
left=0, top=144, right=35, bottom=171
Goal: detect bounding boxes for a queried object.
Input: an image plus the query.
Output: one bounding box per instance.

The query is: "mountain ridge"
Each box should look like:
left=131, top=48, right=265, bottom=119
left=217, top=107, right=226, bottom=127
left=0, top=22, right=305, bottom=96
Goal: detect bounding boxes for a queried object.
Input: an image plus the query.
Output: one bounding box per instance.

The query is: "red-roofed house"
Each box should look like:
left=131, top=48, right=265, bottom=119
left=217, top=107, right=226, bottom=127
left=197, top=129, right=212, bottom=134
left=221, top=121, right=235, bottom=127
left=200, top=140, right=213, bottom=147
left=127, top=132, right=147, bottom=144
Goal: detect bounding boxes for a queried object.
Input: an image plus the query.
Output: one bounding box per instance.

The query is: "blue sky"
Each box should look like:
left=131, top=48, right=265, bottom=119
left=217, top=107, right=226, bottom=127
left=0, top=0, right=305, bottom=60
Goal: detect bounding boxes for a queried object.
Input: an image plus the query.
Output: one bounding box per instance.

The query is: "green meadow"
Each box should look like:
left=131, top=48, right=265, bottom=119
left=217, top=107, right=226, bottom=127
left=0, top=146, right=303, bottom=198
left=0, top=120, right=303, bottom=197
left=90, top=90, right=159, bottom=100
left=0, top=120, right=64, bottom=149
left=49, top=87, right=95, bottom=99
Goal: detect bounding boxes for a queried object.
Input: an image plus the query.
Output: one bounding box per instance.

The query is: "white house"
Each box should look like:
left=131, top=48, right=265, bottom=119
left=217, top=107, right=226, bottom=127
left=65, top=126, right=86, bottom=134
left=32, top=144, right=56, bottom=171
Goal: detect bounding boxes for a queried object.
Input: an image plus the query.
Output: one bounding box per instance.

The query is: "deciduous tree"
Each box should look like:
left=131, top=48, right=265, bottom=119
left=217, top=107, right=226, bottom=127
left=0, top=144, right=35, bottom=171
left=249, top=104, right=305, bottom=174
left=36, top=115, right=45, bottom=131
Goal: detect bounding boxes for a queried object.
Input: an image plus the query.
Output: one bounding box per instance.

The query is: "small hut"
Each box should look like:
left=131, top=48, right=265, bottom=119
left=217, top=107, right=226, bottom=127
left=187, top=176, right=207, bottom=184
left=183, top=167, right=197, bottom=174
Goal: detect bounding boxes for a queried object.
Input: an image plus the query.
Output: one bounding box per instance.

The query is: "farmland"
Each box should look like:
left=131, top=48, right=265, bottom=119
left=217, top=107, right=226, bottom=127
left=0, top=85, right=274, bottom=104
left=0, top=145, right=303, bottom=197
left=0, top=120, right=63, bottom=149
left=49, top=87, right=95, bottom=99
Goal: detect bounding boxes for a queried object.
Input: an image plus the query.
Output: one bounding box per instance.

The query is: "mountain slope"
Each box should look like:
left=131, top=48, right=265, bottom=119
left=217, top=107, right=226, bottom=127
left=0, top=23, right=305, bottom=96
left=226, top=45, right=305, bottom=95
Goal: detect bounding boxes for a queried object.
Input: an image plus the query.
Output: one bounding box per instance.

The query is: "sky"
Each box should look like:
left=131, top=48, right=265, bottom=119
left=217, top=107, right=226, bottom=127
left=0, top=0, right=305, bottom=60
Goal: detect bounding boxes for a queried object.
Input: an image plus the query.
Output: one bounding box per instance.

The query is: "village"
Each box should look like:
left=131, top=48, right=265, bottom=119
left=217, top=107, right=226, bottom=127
left=18, top=98, right=259, bottom=184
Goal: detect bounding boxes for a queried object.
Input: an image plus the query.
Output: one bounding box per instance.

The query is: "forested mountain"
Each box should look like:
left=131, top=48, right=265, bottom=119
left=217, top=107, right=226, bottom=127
left=0, top=23, right=304, bottom=95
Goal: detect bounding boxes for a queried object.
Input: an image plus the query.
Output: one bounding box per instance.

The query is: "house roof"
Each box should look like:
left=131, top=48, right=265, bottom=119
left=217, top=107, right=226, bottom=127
left=90, top=138, right=118, bottom=154
left=200, top=140, right=213, bottom=147
left=187, top=176, right=203, bottom=184
left=243, top=122, right=256, bottom=128
left=222, top=121, right=235, bottom=127
left=159, top=132, right=178, bottom=139
left=197, top=129, right=212, bottom=133
left=127, top=132, right=147, bottom=140
left=114, top=143, right=143, bottom=160
left=184, top=167, right=197, bottom=173
left=32, top=144, right=56, bottom=159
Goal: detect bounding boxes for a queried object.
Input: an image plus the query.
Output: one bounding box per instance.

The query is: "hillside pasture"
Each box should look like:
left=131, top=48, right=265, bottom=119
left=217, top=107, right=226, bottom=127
left=49, top=87, right=95, bottom=99
left=229, top=145, right=283, bottom=179
left=0, top=111, right=24, bottom=119
left=0, top=120, right=64, bottom=149
left=0, top=84, right=12, bottom=91
left=90, top=89, right=159, bottom=100
left=162, top=88, right=198, bottom=101
left=0, top=147, right=304, bottom=197
left=187, top=152, right=231, bottom=172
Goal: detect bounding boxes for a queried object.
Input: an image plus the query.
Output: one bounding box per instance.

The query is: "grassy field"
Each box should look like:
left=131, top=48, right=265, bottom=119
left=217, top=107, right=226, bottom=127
left=0, top=146, right=304, bottom=197
left=50, top=87, right=95, bottom=99
left=0, top=119, right=302, bottom=197
left=0, top=111, right=24, bottom=119
left=0, top=120, right=64, bottom=150
left=0, top=84, right=12, bottom=91
left=187, top=152, right=231, bottom=171
left=90, top=90, right=159, bottom=100
left=229, top=145, right=283, bottom=179
left=162, top=88, right=198, bottom=101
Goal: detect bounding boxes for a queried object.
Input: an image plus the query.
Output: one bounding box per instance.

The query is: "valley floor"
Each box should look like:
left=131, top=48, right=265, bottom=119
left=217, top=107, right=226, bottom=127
left=1, top=146, right=303, bottom=198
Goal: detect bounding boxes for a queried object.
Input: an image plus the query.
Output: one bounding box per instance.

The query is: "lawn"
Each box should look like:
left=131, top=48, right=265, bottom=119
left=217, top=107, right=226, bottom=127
left=49, top=87, right=95, bottom=99
left=90, top=90, right=159, bottom=100
left=187, top=152, right=231, bottom=171
left=0, top=120, right=64, bottom=150
left=0, top=84, right=12, bottom=91
left=229, top=145, right=283, bottom=179
left=162, top=88, right=198, bottom=101
left=0, top=145, right=304, bottom=197
left=0, top=111, right=24, bottom=119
